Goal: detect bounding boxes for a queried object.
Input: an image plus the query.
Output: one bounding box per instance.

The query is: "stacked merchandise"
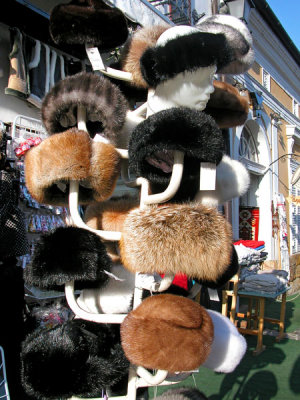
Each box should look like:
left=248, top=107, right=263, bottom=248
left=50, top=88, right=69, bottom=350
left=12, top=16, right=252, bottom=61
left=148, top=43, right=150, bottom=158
left=234, top=240, right=268, bottom=267
left=18, top=2, right=256, bottom=399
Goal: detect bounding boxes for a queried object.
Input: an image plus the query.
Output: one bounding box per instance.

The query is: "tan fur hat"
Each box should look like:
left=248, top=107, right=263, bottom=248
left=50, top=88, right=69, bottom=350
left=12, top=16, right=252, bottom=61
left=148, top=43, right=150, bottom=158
left=24, top=128, right=121, bottom=205
left=121, top=294, right=214, bottom=372
left=120, top=203, right=232, bottom=282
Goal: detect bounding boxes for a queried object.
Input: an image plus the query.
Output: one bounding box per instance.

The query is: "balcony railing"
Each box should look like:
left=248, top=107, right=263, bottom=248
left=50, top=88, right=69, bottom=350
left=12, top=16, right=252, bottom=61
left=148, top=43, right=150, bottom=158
left=149, top=0, right=192, bottom=25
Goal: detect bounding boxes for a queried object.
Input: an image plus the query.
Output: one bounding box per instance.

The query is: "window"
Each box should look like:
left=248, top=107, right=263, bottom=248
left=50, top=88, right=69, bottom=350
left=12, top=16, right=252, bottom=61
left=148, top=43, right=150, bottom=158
left=238, top=126, right=259, bottom=163
left=262, top=69, right=270, bottom=91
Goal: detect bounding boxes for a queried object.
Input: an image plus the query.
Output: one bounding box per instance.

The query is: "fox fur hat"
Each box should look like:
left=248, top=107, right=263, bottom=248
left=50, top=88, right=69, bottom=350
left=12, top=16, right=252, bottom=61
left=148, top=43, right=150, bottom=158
left=196, top=14, right=255, bottom=75
left=41, top=72, right=128, bottom=146
left=155, top=388, right=208, bottom=400
left=24, top=226, right=112, bottom=291
left=128, top=107, right=224, bottom=186
left=24, top=128, right=121, bottom=205
left=49, top=0, right=128, bottom=51
left=120, top=203, right=233, bottom=282
left=121, top=294, right=214, bottom=372
left=21, top=319, right=129, bottom=399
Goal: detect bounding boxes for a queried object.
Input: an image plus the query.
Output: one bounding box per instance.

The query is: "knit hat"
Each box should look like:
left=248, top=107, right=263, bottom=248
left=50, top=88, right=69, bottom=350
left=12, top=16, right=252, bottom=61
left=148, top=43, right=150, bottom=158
left=120, top=203, right=233, bottom=282
left=41, top=72, right=129, bottom=146
left=24, top=128, right=121, bottom=205
left=121, top=294, right=214, bottom=372
left=21, top=319, right=129, bottom=399
left=49, top=0, right=128, bottom=51
left=24, top=226, right=112, bottom=291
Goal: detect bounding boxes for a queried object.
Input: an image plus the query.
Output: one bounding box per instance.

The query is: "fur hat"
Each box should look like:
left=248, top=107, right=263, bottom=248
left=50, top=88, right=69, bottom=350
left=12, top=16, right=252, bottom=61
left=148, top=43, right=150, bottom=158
left=196, top=14, right=255, bottom=74
left=128, top=107, right=224, bottom=186
left=203, top=310, right=247, bottom=373
left=24, top=128, right=121, bottom=205
left=121, top=294, right=214, bottom=372
left=204, top=80, right=249, bottom=128
left=41, top=72, right=129, bottom=146
left=195, top=245, right=239, bottom=289
left=24, top=226, right=112, bottom=291
left=155, top=388, right=208, bottom=400
left=49, top=0, right=128, bottom=50
left=120, top=203, right=233, bottom=282
left=21, top=319, right=129, bottom=399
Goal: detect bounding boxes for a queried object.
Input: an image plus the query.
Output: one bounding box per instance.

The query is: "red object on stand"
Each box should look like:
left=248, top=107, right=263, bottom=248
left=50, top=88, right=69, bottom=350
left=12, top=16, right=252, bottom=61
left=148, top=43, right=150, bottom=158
left=239, top=206, right=260, bottom=241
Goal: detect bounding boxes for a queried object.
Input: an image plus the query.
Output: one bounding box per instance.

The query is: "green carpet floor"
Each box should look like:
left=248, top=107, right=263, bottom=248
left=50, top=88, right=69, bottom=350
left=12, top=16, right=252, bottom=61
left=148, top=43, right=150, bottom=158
left=148, top=293, right=300, bottom=400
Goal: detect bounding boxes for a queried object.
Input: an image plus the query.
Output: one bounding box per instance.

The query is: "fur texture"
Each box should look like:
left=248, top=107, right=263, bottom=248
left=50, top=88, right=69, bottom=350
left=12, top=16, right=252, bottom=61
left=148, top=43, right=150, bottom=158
left=49, top=0, right=128, bottom=50
left=121, top=25, right=170, bottom=88
left=120, top=203, right=233, bottom=281
left=155, top=388, right=208, bottom=400
left=24, top=129, right=121, bottom=206
left=24, top=226, right=112, bottom=290
left=121, top=294, right=214, bottom=372
left=128, top=107, right=224, bottom=185
left=41, top=72, right=128, bottom=146
left=196, top=14, right=255, bottom=74
left=21, top=319, right=129, bottom=399
left=140, top=31, right=233, bottom=87
left=204, top=80, right=249, bottom=128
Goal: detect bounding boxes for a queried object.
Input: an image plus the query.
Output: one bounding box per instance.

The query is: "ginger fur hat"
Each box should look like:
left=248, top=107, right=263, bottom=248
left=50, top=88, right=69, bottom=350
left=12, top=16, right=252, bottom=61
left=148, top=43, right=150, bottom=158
left=24, top=128, right=121, bottom=205
left=121, top=294, right=214, bottom=372
left=120, top=203, right=233, bottom=282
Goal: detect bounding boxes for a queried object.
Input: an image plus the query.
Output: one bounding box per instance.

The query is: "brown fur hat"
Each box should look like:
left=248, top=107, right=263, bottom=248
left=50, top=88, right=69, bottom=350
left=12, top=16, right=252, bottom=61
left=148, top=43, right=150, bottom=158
left=120, top=203, right=232, bottom=282
left=41, top=72, right=128, bottom=146
left=204, top=80, right=249, bottom=128
left=121, top=294, right=214, bottom=372
left=24, top=129, right=121, bottom=205
left=121, top=25, right=170, bottom=89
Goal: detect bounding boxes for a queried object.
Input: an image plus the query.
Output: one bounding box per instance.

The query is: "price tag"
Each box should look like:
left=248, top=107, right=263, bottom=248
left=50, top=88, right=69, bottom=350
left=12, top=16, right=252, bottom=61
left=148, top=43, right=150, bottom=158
left=85, top=45, right=105, bottom=71
left=199, top=162, right=216, bottom=190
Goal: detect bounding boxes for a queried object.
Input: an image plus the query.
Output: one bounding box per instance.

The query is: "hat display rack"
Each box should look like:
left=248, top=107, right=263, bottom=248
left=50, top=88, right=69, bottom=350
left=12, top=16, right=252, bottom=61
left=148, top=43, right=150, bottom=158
left=21, top=2, right=256, bottom=400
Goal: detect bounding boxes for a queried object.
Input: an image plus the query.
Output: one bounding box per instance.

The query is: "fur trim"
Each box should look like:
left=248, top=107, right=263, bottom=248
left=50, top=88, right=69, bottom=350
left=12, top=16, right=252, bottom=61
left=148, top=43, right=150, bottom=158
left=196, top=14, right=255, bottom=74
left=203, top=310, right=247, bottom=373
left=120, top=203, right=232, bottom=281
left=140, top=30, right=233, bottom=87
left=21, top=319, right=129, bottom=399
left=128, top=107, right=224, bottom=185
left=195, top=245, right=239, bottom=289
left=41, top=72, right=128, bottom=145
left=49, top=0, right=128, bottom=50
left=204, top=80, right=249, bottom=128
left=89, top=142, right=121, bottom=201
left=24, top=226, right=111, bottom=290
left=24, top=129, right=93, bottom=205
left=194, top=155, right=250, bottom=206
left=121, top=25, right=170, bottom=88
left=121, top=294, right=214, bottom=372
left=155, top=388, right=208, bottom=400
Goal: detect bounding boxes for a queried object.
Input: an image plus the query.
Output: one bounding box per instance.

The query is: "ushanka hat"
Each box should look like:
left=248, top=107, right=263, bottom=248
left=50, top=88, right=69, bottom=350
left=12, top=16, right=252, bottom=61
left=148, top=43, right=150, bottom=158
left=128, top=107, right=224, bottom=186
left=21, top=319, right=129, bottom=399
left=24, top=226, right=112, bottom=291
left=121, top=294, right=214, bottom=372
left=24, top=128, right=121, bottom=205
left=49, top=0, right=128, bottom=51
left=120, top=203, right=233, bottom=282
left=41, top=72, right=129, bottom=146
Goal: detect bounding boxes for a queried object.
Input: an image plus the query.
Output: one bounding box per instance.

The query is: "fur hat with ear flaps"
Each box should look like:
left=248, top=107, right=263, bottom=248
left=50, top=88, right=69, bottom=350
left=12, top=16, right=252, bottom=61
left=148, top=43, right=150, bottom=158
left=24, top=128, right=121, bottom=205
left=121, top=294, right=214, bottom=372
left=120, top=203, right=233, bottom=282
left=128, top=107, right=224, bottom=186
left=21, top=319, right=129, bottom=399
left=41, top=72, right=129, bottom=146
left=24, top=226, right=112, bottom=291
left=49, top=0, right=128, bottom=51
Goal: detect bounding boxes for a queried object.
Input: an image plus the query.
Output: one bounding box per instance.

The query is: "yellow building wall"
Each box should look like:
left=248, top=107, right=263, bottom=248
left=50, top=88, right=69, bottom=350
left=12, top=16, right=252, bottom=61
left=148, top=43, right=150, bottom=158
left=270, top=78, right=293, bottom=113
left=248, top=61, right=261, bottom=84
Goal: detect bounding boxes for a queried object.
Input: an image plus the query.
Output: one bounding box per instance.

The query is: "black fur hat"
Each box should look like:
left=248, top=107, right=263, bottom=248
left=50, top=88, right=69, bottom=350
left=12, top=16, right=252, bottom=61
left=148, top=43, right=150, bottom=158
left=21, top=319, right=129, bottom=399
left=49, top=0, right=128, bottom=51
left=24, top=226, right=112, bottom=291
left=128, top=107, right=224, bottom=186
left=195, top=245, right=239, bottom=289
left=140, top=29, right=233, bottom=87
left=41, top=72, right=128, bottom=145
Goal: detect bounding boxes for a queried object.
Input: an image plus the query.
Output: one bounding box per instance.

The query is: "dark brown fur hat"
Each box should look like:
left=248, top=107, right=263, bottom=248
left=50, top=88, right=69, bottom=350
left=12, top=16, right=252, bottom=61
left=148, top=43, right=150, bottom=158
left=49, top=0, right=128, bottom=50
left=24, top=129, right=121, bottom=206
left=41, top=72, right=128, bottom=146
left=121, top=294, right=214, bottom=372
left=120, top=203, right=232, bottom=282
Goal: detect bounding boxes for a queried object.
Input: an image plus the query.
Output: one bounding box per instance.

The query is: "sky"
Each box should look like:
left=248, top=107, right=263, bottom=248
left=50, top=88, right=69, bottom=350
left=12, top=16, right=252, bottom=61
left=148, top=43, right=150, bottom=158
left=266, top=0, right=300, bottom=50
